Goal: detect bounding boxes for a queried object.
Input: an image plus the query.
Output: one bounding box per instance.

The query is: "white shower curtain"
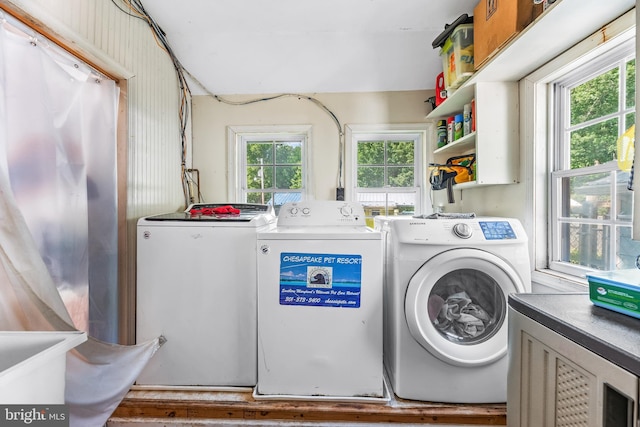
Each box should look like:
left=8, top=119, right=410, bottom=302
left=0, top=12, right=160, bottom=427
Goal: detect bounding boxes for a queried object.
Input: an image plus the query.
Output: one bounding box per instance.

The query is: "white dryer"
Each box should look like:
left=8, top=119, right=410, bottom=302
left=374, top=216, right=531, bottom=403
left=256, top=201, right=384, bottom=398
left=136, top=203, right=276, bottom=386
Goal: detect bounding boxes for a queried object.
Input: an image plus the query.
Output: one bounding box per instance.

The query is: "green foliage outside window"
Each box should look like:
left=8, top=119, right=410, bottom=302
left=246, top=141, right=302, bottom=191
left=569, top=59, right=635, bottom=170
left=357, top=140, right=415, bottom=188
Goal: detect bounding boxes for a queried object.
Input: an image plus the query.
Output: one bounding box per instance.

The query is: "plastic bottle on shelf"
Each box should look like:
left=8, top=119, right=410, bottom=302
left=463, top=103, right=472, bottom=136
left=454, top=114, right=463, bottom=140
left=437, top=120, right=448, bottom=148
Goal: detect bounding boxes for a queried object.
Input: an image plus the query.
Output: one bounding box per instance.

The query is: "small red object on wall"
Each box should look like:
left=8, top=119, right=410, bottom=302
left=435, top=72, right=447, bottom=106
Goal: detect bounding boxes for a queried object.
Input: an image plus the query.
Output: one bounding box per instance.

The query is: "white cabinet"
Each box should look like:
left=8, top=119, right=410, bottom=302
left=508, top=305, right=638, bottom=427
left=427, top=81, right=519, bottom=187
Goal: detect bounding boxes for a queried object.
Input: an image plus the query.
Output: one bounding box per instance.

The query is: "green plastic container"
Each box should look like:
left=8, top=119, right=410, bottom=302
left=586, top=269, right=640, bottom=320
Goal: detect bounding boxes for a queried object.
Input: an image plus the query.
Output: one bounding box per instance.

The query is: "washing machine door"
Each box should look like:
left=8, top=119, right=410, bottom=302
left=405, top=248, right=525, bottom=367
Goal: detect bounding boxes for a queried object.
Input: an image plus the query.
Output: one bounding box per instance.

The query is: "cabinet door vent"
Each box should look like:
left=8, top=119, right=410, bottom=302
left=555, top=359, right=591, bottom=426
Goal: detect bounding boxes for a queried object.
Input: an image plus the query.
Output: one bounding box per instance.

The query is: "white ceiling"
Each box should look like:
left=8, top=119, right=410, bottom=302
left=141, top=0, right=479, bottom=96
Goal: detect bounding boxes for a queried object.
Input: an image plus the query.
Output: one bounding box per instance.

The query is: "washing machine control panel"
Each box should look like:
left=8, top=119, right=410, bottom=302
left=478, top=221, right=517, bottom=240
left=388, top=217, right=524, bottom=244
left=277, top=201, right=366, bottom=227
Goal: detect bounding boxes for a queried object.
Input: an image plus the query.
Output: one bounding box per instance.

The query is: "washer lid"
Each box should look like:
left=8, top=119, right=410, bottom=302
left=405, top=248, right=526, bottom=367
left=143, top=203, right=276, bottom=223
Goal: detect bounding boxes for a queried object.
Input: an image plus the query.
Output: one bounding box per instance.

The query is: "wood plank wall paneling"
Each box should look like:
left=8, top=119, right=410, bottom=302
left=1, top=0, right=188, bottom=343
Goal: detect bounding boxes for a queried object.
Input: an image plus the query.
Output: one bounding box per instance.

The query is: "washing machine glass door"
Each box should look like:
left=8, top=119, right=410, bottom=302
left=405, top=248, right=525, bottom=367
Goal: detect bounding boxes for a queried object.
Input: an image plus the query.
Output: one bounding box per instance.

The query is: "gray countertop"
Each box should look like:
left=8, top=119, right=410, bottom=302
left=508, top=292, right=640, bottom=377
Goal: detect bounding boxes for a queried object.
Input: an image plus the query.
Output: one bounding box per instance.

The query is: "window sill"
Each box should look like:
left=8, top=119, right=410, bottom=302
left=531, top=269, right=588, bottom=293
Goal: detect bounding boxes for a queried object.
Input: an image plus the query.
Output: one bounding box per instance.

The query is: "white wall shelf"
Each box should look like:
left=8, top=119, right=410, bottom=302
left=426, top=0, right=635, bottom=191
left=429, top=82, right=519, bottom=188
left=434, top=132, right=475, bottom=156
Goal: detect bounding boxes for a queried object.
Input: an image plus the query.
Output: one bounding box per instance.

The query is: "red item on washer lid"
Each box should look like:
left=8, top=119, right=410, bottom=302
left=190, top=205, right=240, bottom=215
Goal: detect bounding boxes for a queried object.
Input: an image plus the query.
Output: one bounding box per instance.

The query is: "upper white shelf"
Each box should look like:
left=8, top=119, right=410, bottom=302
left=428, top=0, right=635, bottom=119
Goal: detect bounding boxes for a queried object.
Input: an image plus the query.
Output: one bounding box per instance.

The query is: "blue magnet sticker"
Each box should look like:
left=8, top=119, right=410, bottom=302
left=279, top=252, right=362, bottom=308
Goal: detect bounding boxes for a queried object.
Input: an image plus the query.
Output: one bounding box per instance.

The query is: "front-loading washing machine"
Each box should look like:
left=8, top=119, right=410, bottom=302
left=256, top=201, right=384, bottom=398
left=374, top=216, right=531, bottom=403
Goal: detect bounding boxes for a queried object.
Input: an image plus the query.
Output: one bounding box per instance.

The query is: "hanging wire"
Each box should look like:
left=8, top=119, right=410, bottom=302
left=112, top=0, right=346, bottom=201
left=112, top=0, right=193, bottom=206
left=183, top=68, right=346, bottom=190
left=216, top=93, right=345, bottom=190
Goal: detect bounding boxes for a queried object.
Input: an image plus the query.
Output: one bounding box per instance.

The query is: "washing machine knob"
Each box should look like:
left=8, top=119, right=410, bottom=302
left=452, top=223, right=472, bottom=239
left=340, top=206, right=353, bottom=216
left=289, top=207, right=299, bottom=215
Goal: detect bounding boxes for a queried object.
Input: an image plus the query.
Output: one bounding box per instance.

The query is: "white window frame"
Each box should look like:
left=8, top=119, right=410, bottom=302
left=522, top=11, right=635, bottom=290
left=345, top=124, right=429, bottom=216
left=227, top=125, right=312, bottom=203
left=550, top=42, right=635, bottom=277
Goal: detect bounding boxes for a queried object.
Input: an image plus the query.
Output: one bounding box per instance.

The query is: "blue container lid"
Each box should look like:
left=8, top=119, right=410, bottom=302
left=586, top=269, right=640, bottom=291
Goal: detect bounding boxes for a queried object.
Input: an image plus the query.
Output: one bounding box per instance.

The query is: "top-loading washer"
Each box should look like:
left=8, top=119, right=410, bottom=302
left=136, top=203, right=276, bottom=386
left=374, top=215, right=531, bottom=403
left=256, top=201, right=384, bottom=398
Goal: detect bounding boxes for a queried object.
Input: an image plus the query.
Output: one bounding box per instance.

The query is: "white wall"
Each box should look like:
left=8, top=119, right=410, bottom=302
left=431, top=177, right=527, bottom=219
left=193, top=90, right=433, bottom=203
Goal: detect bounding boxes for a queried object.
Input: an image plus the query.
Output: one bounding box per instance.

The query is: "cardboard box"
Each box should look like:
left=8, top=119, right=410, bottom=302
left=473, top=0, right=544, bottom=70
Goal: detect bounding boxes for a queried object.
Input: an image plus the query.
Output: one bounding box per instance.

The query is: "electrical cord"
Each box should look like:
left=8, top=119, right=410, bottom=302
left=184, top=68, right=346, bottom=190
left=113, top=0, right=346, bottom=201
left=112, top=0, right=194, bottom=206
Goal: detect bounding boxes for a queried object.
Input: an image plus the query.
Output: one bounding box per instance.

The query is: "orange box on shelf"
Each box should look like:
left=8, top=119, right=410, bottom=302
left=473, top=0, right=544, bottom=70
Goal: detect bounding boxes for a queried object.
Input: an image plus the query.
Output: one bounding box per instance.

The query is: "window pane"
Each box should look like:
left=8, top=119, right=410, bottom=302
left=570, top=67, right=619, bottom=125
left=246, top=142, right=273, bottom=164
left=388, top=166, right=414, bottom=187
left=560, top=222, right=610, bottom=270
left=358, top=141, right=384, bottom=164
left=626, top=59, right=635, bottom=109
left=275, top=142, right=301, bottom=164
left=570, top=118, right=617, bottom=168
left=386, top=192, right=416, bottom=215
left=272, top=192, right=301, bottom=206
left=246, top=166, right=261, bottom=190
left=387, top=141, right=414, bottom=165
left=275, top=165, right=301, bottom=189
left=564, top=173, right=611, bottom=219
left=617, top=173, right=633, bottom=221
left=247, top=191, right=272, bottom=205
left=616, top=226, right=640, bottom=269
left=247, top=165, right=273, bottom=188
left=358, top=166, right=384, bottom=187
left=356, top=191, right=417, bottom=227
left=625, top=112, right=635, bottom=129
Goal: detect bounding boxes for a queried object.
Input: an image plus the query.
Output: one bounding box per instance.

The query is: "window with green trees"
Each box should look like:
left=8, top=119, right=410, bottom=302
left=550, top=39, right=640, bottom=275
left=239, top=132, right=306, bottom=209
left=352, top=131, right=423, bottom=226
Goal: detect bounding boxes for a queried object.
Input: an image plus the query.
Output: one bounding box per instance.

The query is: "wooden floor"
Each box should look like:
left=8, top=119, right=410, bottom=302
left=108, top=386, right=506, bottom=426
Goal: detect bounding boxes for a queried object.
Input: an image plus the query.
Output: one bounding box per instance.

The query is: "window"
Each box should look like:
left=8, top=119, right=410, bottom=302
left=549, top=38, right=640, bottom=276
left=229, top=126, right=310, bottom=211
left=347, top=125, right=426, bottom=226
